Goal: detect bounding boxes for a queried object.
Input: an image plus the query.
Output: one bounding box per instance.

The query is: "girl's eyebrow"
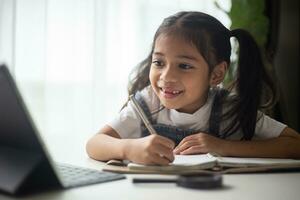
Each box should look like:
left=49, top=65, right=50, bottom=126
left=176, top=55, right=198, bottom=61
left=153, top=52, right=198, bottom=61
left=152, top=52, right=164, bottom=56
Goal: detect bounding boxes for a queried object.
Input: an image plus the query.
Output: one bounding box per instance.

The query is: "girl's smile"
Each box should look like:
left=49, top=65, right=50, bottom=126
left=149, top=34, right=211, bottom=114
left=158, top=86, right=184, bottom=99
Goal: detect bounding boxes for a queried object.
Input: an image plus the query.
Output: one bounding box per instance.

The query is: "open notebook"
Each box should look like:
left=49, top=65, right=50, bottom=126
left=103, top=153, right=300, bottom=174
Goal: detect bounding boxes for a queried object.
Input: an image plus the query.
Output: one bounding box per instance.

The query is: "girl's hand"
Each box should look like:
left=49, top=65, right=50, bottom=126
left=125, top=134, right=175, bottom=165
left=173, top=133, right=223, bottom=155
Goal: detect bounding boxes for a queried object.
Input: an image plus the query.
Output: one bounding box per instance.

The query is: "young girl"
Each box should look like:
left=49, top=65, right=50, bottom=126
left=86, top=11, right=300, bottom=165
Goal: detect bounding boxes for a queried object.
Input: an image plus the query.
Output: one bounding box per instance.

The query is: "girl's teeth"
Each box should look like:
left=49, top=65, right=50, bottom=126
left=160, top=88, right=182, bottom=94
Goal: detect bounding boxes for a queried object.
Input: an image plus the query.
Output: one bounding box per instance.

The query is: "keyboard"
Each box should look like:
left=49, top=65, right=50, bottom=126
left=56, top=163, right=125, bottom=188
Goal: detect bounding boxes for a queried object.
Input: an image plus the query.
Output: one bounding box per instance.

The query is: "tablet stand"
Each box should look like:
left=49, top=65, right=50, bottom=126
left=0, top=147, right=61, bottom=195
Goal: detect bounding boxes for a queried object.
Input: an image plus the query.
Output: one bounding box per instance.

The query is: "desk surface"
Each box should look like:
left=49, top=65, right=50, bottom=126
left=1, top=157, right=300, bottom=200
left=1, top=136, right=300, bottom=200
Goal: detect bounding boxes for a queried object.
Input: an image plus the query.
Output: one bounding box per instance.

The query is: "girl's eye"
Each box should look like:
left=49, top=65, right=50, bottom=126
left=152, top=60, right=164, bottom=67
left=179, top=63, right=194, bottom=70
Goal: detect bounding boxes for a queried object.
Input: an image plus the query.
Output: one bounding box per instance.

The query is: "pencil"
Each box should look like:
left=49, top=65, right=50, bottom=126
left=130, top=95, right=173, bottom=162
left=129, top=95, right=157, bottom=135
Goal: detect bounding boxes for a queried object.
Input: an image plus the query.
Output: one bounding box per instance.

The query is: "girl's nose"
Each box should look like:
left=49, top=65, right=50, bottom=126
left=160, top=66, right=177, bottom=82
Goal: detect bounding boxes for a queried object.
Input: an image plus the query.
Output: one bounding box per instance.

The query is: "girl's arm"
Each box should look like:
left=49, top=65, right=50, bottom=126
left=86, top=125, right=128, bottom=161
left=174, top=127, right=300, bottom=158
left=86, top=125, right=175, bottom=165
left=221, top=127, right=300, bottom=158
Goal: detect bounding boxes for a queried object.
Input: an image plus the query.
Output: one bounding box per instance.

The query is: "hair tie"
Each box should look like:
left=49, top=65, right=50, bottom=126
left=229, top=30, right=235, bottom=37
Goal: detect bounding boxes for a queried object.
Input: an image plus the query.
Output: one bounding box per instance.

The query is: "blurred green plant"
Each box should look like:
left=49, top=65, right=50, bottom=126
left=215, top=0, right=270, bottom=86
left=229, top=0, right=269, bottom=46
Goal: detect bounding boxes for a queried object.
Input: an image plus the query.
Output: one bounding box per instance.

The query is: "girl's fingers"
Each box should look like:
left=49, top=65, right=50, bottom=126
left=175, top=138, right=190, bottom=150
left=174, top=140, right=199, bottom=154
left=157, top=135, right=175, bottom=149
left=151, top=153, right=172, bottom=165
left=155, top=144, right=175, bottom=162
left=175, top=133, right=202, bottom=149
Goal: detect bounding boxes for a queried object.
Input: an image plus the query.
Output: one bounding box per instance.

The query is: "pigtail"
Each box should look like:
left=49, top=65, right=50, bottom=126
left=224, top=29, right=276, bottom=140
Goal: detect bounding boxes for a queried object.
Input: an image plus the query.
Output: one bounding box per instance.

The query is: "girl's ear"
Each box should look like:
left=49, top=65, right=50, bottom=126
left=209, top=61, right=227, bottom=87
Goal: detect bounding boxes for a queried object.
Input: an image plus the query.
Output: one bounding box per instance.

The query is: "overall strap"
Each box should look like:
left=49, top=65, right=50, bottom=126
left=208, top=88, right=228, bottom=138
left=134, top=91, right=154, bottom=124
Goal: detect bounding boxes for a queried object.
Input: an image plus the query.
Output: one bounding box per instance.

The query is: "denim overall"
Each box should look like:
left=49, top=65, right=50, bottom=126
left=134, top=89, right=228, bottom=146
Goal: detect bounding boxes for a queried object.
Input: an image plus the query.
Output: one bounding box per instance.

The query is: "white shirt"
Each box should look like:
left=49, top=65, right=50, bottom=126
left=108, top=86, right=286, bottom=140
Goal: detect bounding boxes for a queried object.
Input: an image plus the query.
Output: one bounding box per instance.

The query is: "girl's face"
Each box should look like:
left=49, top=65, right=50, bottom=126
left=149, top=34, right=211, bottom=114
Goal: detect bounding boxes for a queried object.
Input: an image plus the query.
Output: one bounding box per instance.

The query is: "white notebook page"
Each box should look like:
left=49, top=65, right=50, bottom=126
left=216, top=156, right=300, bottom=167
left=172, top=153, right=216, bottom=166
